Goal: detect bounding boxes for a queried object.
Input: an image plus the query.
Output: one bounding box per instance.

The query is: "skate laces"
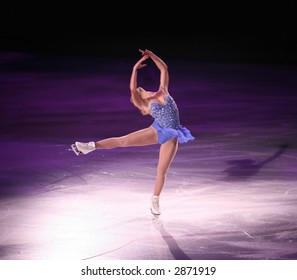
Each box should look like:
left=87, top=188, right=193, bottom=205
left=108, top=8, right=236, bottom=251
left=87, top=142, right=95, bottom=149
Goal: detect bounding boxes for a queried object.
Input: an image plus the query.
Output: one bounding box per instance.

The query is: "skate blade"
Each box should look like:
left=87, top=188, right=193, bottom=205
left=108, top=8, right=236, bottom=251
left=71, top=144, right=82, bottom=156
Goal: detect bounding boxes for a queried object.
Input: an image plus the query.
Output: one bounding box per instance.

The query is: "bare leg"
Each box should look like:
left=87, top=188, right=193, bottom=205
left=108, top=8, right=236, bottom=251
left=153, top=138, right=179, bottom=196
left=95, top=126, right=158, bottom=149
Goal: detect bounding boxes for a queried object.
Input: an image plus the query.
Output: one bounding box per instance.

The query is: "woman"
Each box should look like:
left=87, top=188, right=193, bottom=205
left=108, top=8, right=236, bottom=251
left=71, top=49, right=195, bottom=217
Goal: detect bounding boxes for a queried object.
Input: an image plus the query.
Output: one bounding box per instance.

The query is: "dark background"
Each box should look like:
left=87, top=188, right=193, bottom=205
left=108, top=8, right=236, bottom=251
left=1, top=1, right=297, bottom=63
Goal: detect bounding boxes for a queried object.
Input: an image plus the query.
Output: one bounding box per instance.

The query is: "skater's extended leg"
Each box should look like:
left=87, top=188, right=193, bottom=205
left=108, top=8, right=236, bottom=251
left=95, top=126, right=158, bottom=149
left=151, top=138, right=178, bottom=215
left=72, top=126, right=158, bottom=155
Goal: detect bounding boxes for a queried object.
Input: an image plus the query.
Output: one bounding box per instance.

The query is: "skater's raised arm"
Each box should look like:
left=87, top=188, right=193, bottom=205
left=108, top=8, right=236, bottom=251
left=129, top=55, right=150, bottom=115
left=139, top=49, right=169, bottom=93
left=130, top=55, right=148, bottom=93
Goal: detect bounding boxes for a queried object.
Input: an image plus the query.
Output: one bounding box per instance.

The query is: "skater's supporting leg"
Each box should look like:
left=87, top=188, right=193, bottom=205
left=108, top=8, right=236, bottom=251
left=95, top=126, right=158, bottom=149
left=153, top=138, right=179, bottom=196
left=150, top=138, right=178, bottom=215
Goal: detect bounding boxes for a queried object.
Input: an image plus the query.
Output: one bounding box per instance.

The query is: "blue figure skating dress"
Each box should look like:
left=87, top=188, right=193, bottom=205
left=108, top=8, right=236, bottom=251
left=150, top=94, right=195, bottom=144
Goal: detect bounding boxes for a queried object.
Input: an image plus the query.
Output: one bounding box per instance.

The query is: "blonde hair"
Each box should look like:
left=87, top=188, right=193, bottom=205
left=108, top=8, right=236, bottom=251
left=130, top=89, right=150, bottom=115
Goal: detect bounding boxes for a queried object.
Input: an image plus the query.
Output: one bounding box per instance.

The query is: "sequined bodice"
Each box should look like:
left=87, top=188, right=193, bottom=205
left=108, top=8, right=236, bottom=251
left=150, top=95, right=180, bottom=129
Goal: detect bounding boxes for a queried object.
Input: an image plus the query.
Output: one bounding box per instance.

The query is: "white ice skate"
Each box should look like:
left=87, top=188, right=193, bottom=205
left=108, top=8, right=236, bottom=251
left=150, top=195, right=161, bottom=217
left=71, top=141, right=96, bottom=156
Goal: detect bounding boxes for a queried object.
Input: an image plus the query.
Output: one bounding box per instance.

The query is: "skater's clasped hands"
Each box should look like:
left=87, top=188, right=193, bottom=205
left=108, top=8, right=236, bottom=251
left=133, top=49, right=153, bottom=71
left=139, top=49, right=152, bottom=57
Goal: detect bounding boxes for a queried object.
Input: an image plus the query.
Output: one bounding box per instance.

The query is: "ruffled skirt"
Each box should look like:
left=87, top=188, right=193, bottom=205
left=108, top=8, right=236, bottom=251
left=152, top=121, right=195, bottom=144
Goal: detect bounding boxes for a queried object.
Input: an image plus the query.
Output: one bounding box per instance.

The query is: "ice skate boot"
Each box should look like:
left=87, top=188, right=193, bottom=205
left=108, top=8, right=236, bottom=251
left=71, top=141, right=96, bottom=156
left=150, top=195, right=161, bottom=217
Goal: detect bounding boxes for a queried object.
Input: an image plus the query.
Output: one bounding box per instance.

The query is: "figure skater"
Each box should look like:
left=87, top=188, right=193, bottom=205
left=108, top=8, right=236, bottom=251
left=71, top=49, right=195, bottom=217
